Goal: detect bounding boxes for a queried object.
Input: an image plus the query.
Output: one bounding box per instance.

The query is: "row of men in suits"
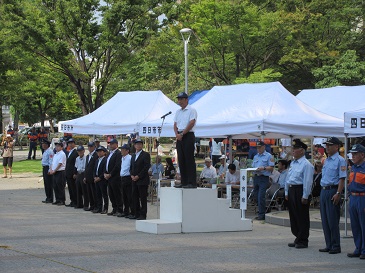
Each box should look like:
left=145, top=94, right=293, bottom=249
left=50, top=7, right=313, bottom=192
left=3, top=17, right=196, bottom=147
left=41, top=138, right=151, bottom=221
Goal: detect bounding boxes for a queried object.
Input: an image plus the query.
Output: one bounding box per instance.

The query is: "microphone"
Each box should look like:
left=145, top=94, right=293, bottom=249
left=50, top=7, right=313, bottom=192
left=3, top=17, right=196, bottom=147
left=161, top=111, right=172, bottom=119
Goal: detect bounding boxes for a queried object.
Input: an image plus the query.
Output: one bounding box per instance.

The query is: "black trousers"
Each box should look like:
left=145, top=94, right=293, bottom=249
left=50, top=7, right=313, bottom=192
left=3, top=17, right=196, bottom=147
left=288, top=185, right=310, bottom=246
left=66, top=176, right=77, bottom=205
left=28, top=141, right=37, bottom=159
left=121, top=176, right=133, bottom=215
left=43, top=166, right=53, bottom=202
left=85, top=182, right=96, bottom=209
left=75, top=173, right=87, bottom=208
left=132, top=183, right=148, bottom=218
left=95, top=180, right=108, bottom=211
left=53, top=171, right=65, bottom=203
left=176, top=132, right=196, bottom=186
left=108, top=177, right=123, bottom=213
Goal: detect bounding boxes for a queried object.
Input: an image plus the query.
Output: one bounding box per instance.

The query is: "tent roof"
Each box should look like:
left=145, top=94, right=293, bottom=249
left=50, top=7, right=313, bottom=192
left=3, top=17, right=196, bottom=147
left=296, top=85, right=365, bottom=119
left=188, top=90, right=209, bottom=104
left=140, top=82, right=344, bottom=138
left=59, top=91, right=179, bottom=135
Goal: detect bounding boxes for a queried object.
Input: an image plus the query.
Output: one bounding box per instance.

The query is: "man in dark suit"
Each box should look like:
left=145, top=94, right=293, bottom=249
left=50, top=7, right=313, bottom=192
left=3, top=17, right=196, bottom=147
left=65, top=138, right=78, bottom=207
left=83, top=142, right=98, bottom=211
left=93, top=146, right=108, bottom=214
left=104, top=138, right=122, bottom=216
left=130, top=139, right=151, bottom=220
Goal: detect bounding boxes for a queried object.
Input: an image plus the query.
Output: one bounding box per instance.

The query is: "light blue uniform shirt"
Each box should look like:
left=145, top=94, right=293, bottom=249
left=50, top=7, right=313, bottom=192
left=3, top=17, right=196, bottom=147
left=252, top=151, right=275, bottom=176
left=278, top=169, right=288, bottom=189
left=320, top=152, right=347, bottom=186
left=41, top=148, right=53, bottom=167
left=285, top=156, right=314, bottom=198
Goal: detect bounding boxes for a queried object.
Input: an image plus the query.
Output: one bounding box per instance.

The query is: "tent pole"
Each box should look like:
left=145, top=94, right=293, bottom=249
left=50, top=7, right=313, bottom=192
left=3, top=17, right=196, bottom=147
left=344, top=133, right=350, bottom=238
left=228, top=136, right=233, bottom=164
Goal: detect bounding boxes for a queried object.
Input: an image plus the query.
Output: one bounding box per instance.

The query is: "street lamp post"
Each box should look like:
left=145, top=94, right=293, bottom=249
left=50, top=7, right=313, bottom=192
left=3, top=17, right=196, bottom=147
left=180, top=28, right=193, bottom=95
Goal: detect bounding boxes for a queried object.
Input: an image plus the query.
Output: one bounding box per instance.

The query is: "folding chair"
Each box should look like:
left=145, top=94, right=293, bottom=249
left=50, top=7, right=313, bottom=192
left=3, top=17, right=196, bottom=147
left=265, top=183, right=281, bottom=213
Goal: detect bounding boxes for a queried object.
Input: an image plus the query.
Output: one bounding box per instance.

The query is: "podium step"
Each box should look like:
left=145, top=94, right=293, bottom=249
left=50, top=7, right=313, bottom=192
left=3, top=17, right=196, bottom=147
left=136, top=219, right=182, bottom=234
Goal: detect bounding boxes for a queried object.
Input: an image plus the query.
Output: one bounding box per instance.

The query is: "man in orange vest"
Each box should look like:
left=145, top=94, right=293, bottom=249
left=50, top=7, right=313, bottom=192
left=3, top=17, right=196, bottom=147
left=27, top=127, right=38, bottom=160
left=38, top=127, right=49, bottom=154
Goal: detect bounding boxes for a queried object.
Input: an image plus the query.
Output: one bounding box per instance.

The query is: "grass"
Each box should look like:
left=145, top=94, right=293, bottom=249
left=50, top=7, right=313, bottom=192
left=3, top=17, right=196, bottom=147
left=11, top=159, right=42, bottom=174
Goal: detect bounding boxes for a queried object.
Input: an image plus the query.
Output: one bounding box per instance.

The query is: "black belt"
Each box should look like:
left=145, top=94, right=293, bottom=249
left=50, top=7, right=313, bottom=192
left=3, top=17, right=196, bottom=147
left=178, top=131, right=194, bottom=134
left=321, top=185, right=338, bottom=190
left=121, top=175, right=131, bottom=178
left=289, top=184, right=303, bottom=188
left=254, top=174, right=268, bottom=177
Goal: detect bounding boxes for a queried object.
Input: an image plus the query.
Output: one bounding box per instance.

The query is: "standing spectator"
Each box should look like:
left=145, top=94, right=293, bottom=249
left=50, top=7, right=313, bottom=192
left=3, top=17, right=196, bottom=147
left=104, top=138, right=122, bottom=216
left=211, top=138, right=224, bottom=166
left=252, top=141, right=275, bottom=220
left=2, top=134, right=14, bottom=178
left=120, top=144, right=133, bottom=218
left=285, top=139, right=314, bottom=249
left=218, top=155, right=227, bottom=180
left=347, top=144, right=365, bottom=259
left=319, top=137, right=346, bottom=255
left=164, top=157, right=176, bottom=179
left=173, top=92, right=197, bottom=189
left=65, top=138, right=78, bottom=207
left=93, top=146, right=108, bottom=214
left=73, top=145, right=87, bottom=209
left=41, top=139, right=54, bottom=203
left=49, top=141, right=66, bottom=206
left=83, top=142, right=98, bottom=211
left=27, top=127, right=38, bottom=160
left=38, top=127, right=49, bottom=154
left=130, top=139, right=151, bottom=220
left=94, top=138, right=101, bottom=149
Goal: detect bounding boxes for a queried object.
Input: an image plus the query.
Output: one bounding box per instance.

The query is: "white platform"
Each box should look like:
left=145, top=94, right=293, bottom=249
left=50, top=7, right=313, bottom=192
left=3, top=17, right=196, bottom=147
left=136, top=187, right=253, bottom=234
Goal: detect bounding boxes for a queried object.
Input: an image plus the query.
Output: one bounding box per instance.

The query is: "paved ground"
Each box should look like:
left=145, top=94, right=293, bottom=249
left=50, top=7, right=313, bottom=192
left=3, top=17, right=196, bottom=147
left=1, top=170, right=364, bottom=273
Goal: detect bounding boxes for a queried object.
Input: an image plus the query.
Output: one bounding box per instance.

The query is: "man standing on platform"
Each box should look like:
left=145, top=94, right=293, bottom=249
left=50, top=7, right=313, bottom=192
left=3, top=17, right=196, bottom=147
left=173, top=92, right=197, bottom=189
left=319, top=137, right=346, bottom=255
left=41, top=139, right=54, bottom=204
left=120, top=144, right=133, bottom=218
left=252, top=141, right=274, bottom=220
left=285, top=139, right=314, bottom=249
left=130, top=139, right=151, bottom=220
left=347, top=144, right=365, bottom=259
left=104, top=138, right=122, bottom=216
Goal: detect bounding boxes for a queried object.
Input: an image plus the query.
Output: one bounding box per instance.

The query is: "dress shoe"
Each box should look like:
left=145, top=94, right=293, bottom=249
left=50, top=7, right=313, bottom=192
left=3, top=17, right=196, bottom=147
left=84, top=207, right=91, bottom=211
left=125, top=214, right=133, bottom=218
left=136, top=216, right=146, bottom=220
left=360, top=254, right=365, bottom=259
left=52, top=202, right=60, bottom=205
left=347, top=253, right=360, bottom=258
left=329, top=249, right=341, bottom=254
left=115, top=212, right=123, bottom=217
left=74, top=206, right=83, bottom=209
left=182, top=184, right=197, bottom=189
left=93, top=209, right=102, bottom=213
left=57, top=202, right=65, bottom=206
left=288, top=243, right=296, bottom=247
left=319, top=248, right=330, bottom=252
left=119, top=213, right=127, bottom=217
left=65, top=203, right=73, bottom=207
left=107, top=211, right=116, bottom=216
left=128, top=215, right=137, bottom=219
left=174, top=184, right=183, bottom=188
left=42, top=200, right=47, bottom=203
left=46, top=200, right=53, bottom=203
left=254, top=216, right=265, bottom=221
left=101, top=210, right=108, bottom=214
left=295, top=244, right=308, bottom=249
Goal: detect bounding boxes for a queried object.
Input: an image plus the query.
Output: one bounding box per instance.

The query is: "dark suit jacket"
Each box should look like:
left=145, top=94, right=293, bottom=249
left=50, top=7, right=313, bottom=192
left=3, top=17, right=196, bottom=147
left=104, top=149, right=121, bottom=182
left=85, top=151, right=98, bottom=183
left=130, top=150, right=151, bottom=186
left=94, top=157, right=107, bottom=182
left=66, top=148, right=78, bottom=179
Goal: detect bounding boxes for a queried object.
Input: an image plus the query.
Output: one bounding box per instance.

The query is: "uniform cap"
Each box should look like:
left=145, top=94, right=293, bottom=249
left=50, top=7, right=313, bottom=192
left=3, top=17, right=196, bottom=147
left=292, top=139, right=308, bottom=150
left=109, top=138, right=118, bottom=145
left=324, top=137, right=342, bottom=145
left=67, top=138, right=75, bottom=143
left=96, top=146, right=107, bottom=152
left=219, top=155, right=226, bottom=159
left=76, top=145, right=85, bottom=151
left=94, top=138, right=100, bottom=142
left=42, top=139, right=51, bottom=145
left=349, top=144, right=365, bottom=153
left=120, top=144, right=130, bottom=150
left=204, top=157, right=212, bottom=162
left=87, top=141, right=95, bottom=147
left=177, top=92, right=188, bottom=98
left=256, top=141, right=265, bottom=147
left=134, top=138, right=143, bottom=144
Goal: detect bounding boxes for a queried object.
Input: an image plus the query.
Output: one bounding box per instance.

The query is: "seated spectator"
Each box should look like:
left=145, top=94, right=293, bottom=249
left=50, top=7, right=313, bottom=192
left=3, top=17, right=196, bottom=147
left=224, top=164, right=240, bottom=185
left=312, top=161, right=323, bottom=198
left=200, top=157, right=217, bottom=182
left=164, top=157, right=176, bottom=179
left=277, top=160, right=289, bottom=189
left=217, top=155, right=227, bottom=179
left=148, top=155, right=164, bottom=178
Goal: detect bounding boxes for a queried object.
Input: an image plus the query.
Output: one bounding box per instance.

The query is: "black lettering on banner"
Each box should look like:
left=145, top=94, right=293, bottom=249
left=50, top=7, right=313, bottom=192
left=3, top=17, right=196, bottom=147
left=361, top=118, right=365, bottom=128
left=148, top=127, right=151, bottom=133
left=143, top=127, right=146, bottom=134
left=153, top=127, right=156, bottom=134
left=351, top=118, right=357, bottom=128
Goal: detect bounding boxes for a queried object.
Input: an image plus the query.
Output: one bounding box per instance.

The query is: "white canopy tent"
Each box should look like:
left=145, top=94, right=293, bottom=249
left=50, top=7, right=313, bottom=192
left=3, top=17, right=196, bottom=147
left=140, top=82, right=344, bottom=138
left=59, top=91, right=179, bottom=135
left=296, top=85, right=365, bottom=119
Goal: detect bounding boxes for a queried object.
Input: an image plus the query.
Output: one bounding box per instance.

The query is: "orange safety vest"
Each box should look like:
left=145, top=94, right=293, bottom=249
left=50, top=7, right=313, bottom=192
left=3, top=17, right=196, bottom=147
left=28, top=133, right=38, bottom=141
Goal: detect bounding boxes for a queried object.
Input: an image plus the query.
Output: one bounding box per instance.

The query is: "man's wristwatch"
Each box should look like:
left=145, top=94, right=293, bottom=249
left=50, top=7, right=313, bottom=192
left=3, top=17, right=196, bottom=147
left=336, top=192, right=340, bottom=195
left=180, top=132, right=183, bottom=137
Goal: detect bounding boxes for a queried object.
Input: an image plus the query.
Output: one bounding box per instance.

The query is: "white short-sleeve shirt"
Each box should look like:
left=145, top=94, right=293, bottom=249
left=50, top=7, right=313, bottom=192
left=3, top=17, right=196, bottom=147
left=174, top=105, right=197, bottom=132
